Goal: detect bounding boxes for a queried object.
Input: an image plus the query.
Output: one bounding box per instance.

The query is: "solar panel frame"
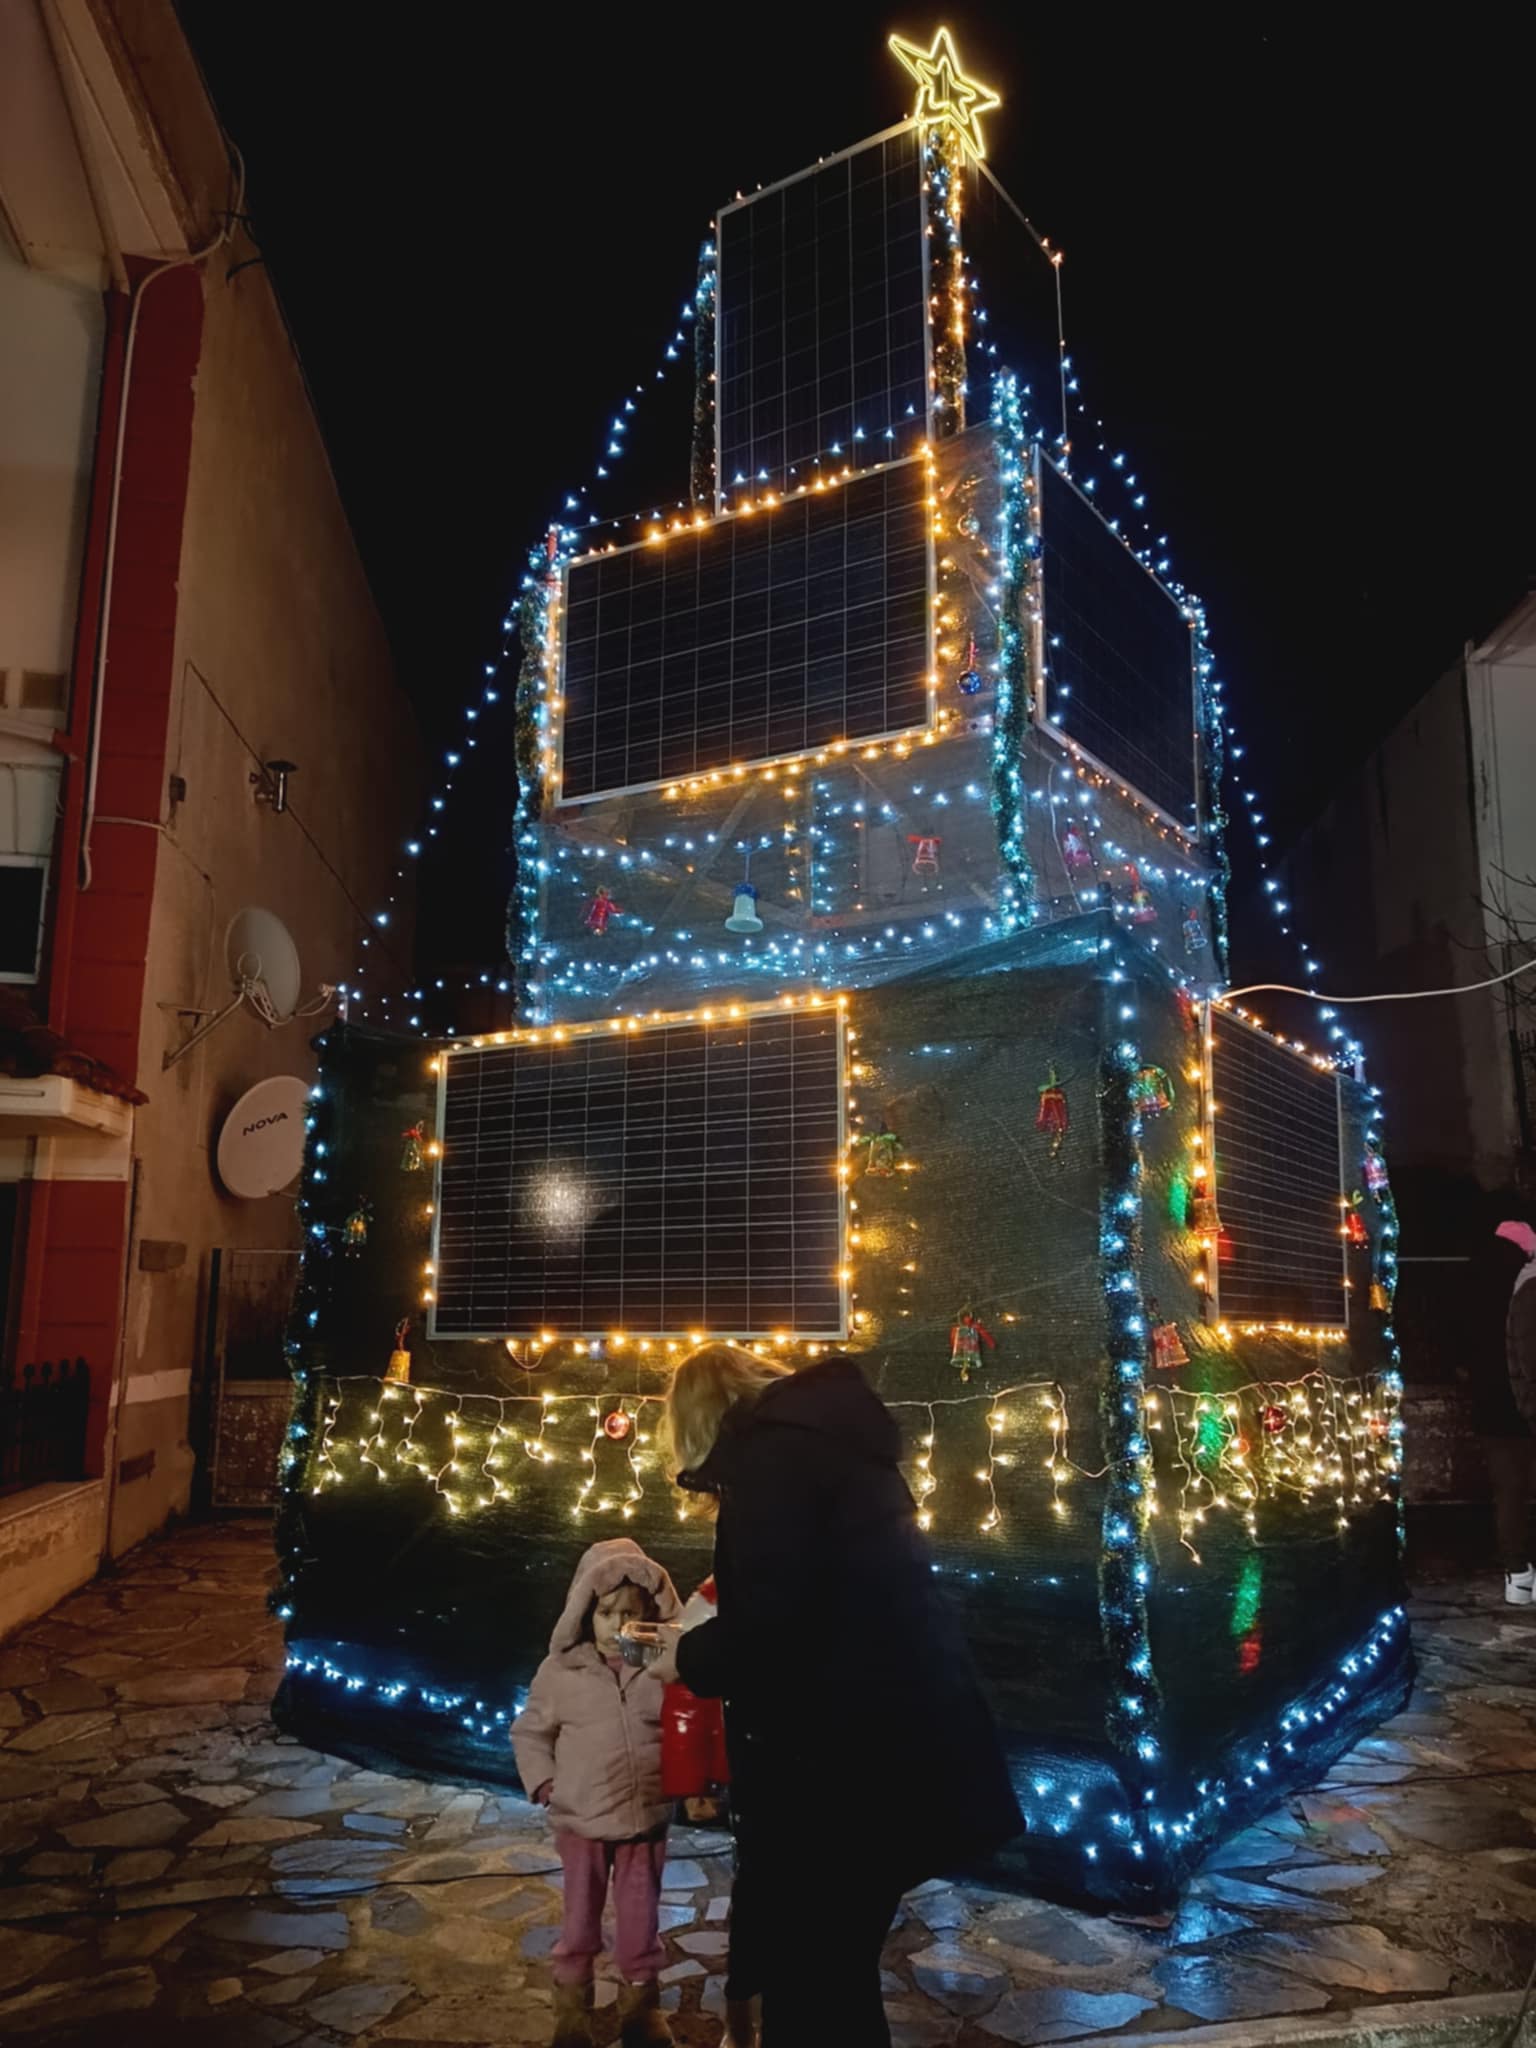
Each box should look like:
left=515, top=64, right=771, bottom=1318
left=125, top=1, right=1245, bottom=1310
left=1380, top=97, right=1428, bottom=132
left=554, top=456, right=936, bottom=807
left=714, top=120, right=933, bottom=507
left=427, top=1004, right=849, bottom=1342
left=1031, top=450, right=1202, bottom=836
left=1205, top=1005, right=1348, bottom=1328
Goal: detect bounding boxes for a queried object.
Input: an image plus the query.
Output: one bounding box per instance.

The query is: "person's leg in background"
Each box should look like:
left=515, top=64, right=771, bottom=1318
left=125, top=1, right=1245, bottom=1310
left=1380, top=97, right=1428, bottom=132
left=723, top=1850, right=763, bottom=2046
left=758, top=1856, right=905, bottom=2046
left=1484, top=1435, right=1535, bottom=1601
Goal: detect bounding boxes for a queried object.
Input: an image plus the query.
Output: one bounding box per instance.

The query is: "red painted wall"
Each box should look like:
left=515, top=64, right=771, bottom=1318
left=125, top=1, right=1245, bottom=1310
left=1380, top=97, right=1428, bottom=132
left=15, top=261, right=205, bottom=1471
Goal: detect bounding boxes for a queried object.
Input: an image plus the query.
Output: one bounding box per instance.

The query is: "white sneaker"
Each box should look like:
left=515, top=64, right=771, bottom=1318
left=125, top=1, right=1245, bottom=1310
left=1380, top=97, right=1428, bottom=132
left=1506, top=1566, right=1535, bottom=1606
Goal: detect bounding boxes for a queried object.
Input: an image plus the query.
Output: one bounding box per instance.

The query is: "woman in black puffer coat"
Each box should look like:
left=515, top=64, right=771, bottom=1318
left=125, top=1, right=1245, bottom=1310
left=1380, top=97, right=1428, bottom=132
left=651, top=1345, right=1022, bottom=2047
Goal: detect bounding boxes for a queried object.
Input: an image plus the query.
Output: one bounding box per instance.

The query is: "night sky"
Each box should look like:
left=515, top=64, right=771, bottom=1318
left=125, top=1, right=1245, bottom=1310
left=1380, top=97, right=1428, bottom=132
left=176, top=6, right=1532, bottom=990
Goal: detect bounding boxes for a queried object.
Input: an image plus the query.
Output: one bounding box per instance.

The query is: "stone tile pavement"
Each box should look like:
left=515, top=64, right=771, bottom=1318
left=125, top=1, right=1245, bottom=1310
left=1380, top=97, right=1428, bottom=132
left=1, top=1522, right=1534, bottom=2045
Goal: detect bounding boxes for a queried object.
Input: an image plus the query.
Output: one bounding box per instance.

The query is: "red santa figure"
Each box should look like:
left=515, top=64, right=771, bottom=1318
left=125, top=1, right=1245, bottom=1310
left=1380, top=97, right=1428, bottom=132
left=661, top=1578, right=731, bottom=1823
left=908, top=834, right=942, bottom=875
left=1061, top=827, right=1093, bottom=873
left=583, top=886, right=621, bottom=935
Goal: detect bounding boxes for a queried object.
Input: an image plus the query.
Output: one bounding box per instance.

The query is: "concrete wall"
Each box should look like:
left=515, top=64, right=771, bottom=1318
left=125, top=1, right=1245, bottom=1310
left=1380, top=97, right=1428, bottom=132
left=106, top=256, right=420, bottom=1555
left=0, top=1481, right=105, bottom=1637
left=0, top=220, right=104, bottom=693
left=1286, top=661, right=1511, bottom=1183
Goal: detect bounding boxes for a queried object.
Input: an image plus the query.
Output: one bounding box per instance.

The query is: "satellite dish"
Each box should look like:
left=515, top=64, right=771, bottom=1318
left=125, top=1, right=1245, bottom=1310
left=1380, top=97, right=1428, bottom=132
left=226, top=908, right=302, bottom=1022
left=216, top=1076, right=311, bottom=1198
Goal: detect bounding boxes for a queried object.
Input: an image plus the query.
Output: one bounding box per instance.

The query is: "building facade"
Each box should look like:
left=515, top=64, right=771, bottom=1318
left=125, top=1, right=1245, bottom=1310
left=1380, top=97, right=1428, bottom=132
left=1282, top=593, right=1536, bottom=1497
left=0, top=0, right=419, bottom=1630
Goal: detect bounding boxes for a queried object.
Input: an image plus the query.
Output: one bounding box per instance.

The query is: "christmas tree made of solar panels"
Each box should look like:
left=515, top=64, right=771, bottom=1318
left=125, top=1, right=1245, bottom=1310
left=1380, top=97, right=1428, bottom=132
left=277, top=29, right=1411, bottom=1909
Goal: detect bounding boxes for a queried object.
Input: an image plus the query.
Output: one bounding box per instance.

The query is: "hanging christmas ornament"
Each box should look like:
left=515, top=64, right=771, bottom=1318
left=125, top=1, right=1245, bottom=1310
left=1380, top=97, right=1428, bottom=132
left=342, top=1202, right=370, bottom=1256
left=401, top=1123, right=425, bottom=1173
left=1036, top=1068, right=1069, bottom=1156
left=1369, top=1280, right=1390, bottom=1312
left=957, top=635, right=984, bottom=696
left=725, top=842, right=765, bottom=932
left=725, top=882, right=763, bottom=933
left=948, top=1308, right=996, bottom=1383
left=1362, top=1141, right=1389, bottom=1196
left=957, top=507, right=981, bottom=539
left=386, top=1318, right=412, bottom=1384
left=1129, top=1065, right=1174, bottom=1117
left=1191, top=1194, right=1221, bottom=1236
left=908, top=834, right=942, bottom=875
left=1061, top=826, right=1093, bottom=873
left=1261, top=1404, right=1289, bottom=1436
left=1126, top=864, right=1157, bottom=925
left=862, top=1124, right=904, bottom=1177
left=1345, top=1206, right=1369, bottom=1248
left=583, top=886, right=621, bottom=935
left=1182, top=906, right=1206, bottom=954
left=603, top=1409, right=633, bottom=1442
left=1194, top=1405, right=1226, bottom=1462
left=1151, top=1322, right=1189, bottom=1371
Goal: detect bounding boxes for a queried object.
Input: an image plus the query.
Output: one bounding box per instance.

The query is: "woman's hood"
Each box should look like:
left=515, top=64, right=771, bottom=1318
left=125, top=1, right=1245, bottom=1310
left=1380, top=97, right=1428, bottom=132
left=549, top=1537, right=682, bottom=1653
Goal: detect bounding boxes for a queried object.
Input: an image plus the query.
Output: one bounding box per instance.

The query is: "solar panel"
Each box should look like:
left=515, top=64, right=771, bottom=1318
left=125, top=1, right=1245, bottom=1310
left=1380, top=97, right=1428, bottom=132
left=557, top=460, right=932, bottom=804
left=958, top=159, right=1067, bottom=451
left=716, top=125, right=929, bottom=498
left=431, top=1008, right=847, bottom=1339
left=1037, top=458, right=1199, bottom=825
left=1208, top=1008, right=1346, bottom=1325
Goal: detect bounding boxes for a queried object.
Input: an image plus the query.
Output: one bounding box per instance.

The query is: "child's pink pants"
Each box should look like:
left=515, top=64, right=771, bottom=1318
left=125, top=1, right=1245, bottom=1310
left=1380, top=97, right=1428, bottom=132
left=552, top=1829, right=667, bottom=1985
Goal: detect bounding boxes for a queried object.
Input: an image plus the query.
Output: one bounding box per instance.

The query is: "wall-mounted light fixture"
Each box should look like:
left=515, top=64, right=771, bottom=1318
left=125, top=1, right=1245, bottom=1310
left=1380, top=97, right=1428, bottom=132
left=251, top=758, right=298, bottom=814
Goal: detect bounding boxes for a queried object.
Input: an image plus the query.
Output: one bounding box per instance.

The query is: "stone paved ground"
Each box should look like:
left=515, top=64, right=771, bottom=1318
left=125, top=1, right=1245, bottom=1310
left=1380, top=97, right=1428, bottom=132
left=1, top=1523, right=1534, bottom=2047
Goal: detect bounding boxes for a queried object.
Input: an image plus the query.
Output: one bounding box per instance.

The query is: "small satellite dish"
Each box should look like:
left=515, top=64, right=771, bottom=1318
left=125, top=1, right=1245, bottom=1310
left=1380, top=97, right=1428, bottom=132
left=226, top=908, right=302, bottom=1022
left=216, top=1075, right=311, bottom=1198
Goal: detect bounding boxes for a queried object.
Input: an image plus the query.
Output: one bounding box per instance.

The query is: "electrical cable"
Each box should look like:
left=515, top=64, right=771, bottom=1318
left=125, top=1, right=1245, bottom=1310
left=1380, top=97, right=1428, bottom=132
left=1224, top=955, right=1536, bottom=1006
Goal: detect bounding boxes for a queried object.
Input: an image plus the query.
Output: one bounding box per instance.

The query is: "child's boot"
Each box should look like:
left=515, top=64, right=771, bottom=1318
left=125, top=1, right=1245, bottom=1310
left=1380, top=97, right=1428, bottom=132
left=724, top=1993, right=761, bottom=2046
left=552, top=1979, right=595, bottom=2048
left=618, top=1979, right=675, bottom=2045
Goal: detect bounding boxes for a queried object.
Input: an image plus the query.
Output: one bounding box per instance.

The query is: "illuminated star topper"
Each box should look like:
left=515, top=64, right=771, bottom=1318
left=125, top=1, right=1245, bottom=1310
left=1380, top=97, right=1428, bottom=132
left=888, top=26, right=1001, bottom=161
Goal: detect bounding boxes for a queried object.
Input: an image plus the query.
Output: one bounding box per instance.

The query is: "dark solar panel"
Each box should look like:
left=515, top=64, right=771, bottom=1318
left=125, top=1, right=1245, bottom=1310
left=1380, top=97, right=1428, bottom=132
left=1209, top=1009, right=1346, bottom=1325
left=432, top=1010, right=846, bottom=1338
left=558, top=461, right=931, bottom=803
left=716, top=127, right=928, bottom=495
left=958, top=160, right=1066, bottom=451
left=1038, top=459, right=1199, bottom=824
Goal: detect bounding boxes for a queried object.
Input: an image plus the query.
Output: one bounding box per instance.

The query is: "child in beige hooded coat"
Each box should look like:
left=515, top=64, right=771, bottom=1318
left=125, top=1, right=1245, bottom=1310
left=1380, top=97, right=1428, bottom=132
left=513, top=1538, right=681, bottom=2048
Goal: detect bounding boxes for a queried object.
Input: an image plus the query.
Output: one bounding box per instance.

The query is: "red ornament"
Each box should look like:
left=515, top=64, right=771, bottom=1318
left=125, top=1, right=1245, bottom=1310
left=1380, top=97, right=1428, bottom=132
left=1036, top=1069, right=1069, bottom=1156
left=1232, top=1435, right=1251, bottom=1457
left=949, top=1310, right=996, bottom=1382
left=908, top=834, right=942, bottom=875
left=1061, top=827, right=1093, bottom=873
left=1126, top=864, right=1157, bottom=925
left=602, top=1409, right=633, bottom=1442
left=584, top=886, right=621, bottom=934
left=1345, top=1208, right=1369, bottom=1247
left=1261, top=1404, right=1289, bottom=1436
left=1151, top=1322, right=1189, bottom=1371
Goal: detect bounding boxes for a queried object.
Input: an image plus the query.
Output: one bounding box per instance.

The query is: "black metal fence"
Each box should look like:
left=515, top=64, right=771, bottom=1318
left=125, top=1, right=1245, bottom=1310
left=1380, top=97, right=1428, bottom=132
left=0, top=1358, right=90, bottom=1495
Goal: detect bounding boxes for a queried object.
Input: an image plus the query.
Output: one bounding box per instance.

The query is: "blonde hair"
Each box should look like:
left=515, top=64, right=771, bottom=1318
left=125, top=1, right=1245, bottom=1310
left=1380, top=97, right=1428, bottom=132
left=666, top=1343, right=791, bottom=1477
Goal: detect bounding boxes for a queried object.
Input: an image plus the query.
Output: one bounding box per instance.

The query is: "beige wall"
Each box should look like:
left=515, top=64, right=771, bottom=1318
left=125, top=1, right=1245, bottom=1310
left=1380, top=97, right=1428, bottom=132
left=110, top=257, right=420, bottom=1553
